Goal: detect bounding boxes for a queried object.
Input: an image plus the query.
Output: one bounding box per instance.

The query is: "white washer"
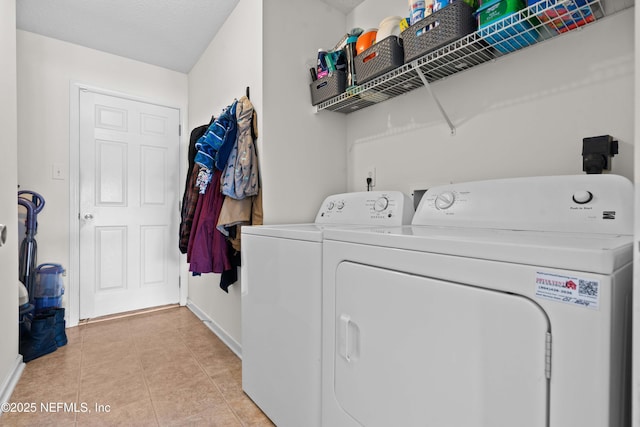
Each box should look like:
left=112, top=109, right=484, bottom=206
left=321, top=175, right=633, bottom=427
left=241, top=191, right=414, bottom=427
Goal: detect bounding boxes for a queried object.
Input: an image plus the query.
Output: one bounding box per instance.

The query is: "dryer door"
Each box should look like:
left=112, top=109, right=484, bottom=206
left=333, top=262, right=549, bottom=427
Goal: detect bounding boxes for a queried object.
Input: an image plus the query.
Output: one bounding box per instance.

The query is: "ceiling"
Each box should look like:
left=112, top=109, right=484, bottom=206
left=16, top=0, right=365, bottom=74
left=16, top=0, right=240, bottom=73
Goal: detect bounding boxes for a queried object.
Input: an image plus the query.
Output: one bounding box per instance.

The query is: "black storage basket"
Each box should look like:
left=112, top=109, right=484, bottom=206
left=403, top=1, right=477, bottom=64
left=309, top=70, right=346, bottom=106
left=354, top=36, right=404, bottom=85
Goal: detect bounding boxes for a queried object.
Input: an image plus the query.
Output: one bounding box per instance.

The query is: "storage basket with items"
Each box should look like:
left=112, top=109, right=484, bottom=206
left=403, top=0, right=478, bottom=63
left=527, top=0, right=595, bottom=33
left=308, top=0, right=482, bottom=108
left=310, top=0, right=604, bottom=112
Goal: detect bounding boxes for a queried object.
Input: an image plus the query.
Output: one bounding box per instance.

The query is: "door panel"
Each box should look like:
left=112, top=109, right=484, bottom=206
left=141, top=146, right=166, bottom=204
left=96, top=140, right=127, bottom=205
left=79, top=91, right=180, bottom=319
left=96, top=226, right=127, bottom=290
left=334, top=262, right=549, bottom=427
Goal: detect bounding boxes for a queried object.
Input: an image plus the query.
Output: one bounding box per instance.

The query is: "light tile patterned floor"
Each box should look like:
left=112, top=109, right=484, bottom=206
left=0, top=306, right=274, bottom=426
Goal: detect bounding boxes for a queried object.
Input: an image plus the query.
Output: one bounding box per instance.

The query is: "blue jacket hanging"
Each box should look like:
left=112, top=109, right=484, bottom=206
left=194, top=100, right=238, bottom=171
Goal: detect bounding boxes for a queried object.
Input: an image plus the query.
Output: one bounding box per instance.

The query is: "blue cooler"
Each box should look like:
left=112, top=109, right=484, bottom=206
left=33, top=263, right=65, bottom=312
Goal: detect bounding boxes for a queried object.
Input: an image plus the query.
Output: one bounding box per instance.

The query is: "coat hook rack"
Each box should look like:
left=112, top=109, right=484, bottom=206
left=246, top=86, right=250, bottom=100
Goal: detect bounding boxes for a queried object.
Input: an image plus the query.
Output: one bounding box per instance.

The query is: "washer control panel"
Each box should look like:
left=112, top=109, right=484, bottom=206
left=315, top=191, right=414, bottom=226
left=434, top=191, right=456, bottom=210
left=414, top=175, right=633, bottom=234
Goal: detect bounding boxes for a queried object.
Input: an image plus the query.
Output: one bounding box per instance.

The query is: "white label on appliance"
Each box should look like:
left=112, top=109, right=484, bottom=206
left=535, top=272, right=599, bottom=310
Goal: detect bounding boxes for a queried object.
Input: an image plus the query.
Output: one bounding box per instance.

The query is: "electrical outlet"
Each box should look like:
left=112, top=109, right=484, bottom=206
left=52, top=163, right=65, bottom=180
left=367, top=166, right=376, bottom=188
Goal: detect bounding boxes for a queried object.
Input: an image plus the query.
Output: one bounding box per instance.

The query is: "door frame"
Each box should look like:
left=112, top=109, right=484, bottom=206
left=68, top=82, right=188, bottom=327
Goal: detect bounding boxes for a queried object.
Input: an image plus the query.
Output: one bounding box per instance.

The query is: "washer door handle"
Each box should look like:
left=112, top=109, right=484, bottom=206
left=339, top=314, right=360, bottom=363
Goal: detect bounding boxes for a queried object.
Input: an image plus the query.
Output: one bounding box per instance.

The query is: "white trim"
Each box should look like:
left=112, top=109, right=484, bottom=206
left=68, top=81, right=187, bottom=326
left=0, top=355, right=24, bottom=407
left=186, top=299, right=242, bottom=358
left=69, top=82, right=81, bottom=327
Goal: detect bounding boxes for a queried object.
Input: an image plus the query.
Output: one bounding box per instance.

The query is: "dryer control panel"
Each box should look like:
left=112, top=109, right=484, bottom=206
left=413, top=174, right=633, bottom=234
left=315, top=191, right=414, bottom=226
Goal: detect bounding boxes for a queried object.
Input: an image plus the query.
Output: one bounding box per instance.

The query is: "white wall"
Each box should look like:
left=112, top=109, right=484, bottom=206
left=0, top=0, right=22, bottom=404
left=261, top=0, right=348, bottom=224
left=186, top=0, right=263, bottom=353
left=17, top=30, right=188, bottom=325
left=187, top=0, right=349, bottom=351
left=344, top=4, right=634, bottom=194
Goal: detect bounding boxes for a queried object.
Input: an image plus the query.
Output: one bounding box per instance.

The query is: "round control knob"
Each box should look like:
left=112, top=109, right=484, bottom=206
left=572, top=190, right=593, bottom=204
left=337, top=200, right=345, bottom=210
left=435, top=191, right=455, bottom=210
left=327, top=201, right=335, bottom=210
left=374, top=197, right=389, bottom=212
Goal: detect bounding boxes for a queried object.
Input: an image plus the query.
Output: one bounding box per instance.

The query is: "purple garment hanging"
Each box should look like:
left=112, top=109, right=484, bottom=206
left=187, top=170, right=231, bottom=274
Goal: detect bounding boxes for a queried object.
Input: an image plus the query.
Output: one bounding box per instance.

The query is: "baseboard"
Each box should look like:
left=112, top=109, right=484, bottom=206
left=186, top=299, right=242, bottom=359
left=0, top=354, right=25, bottom=409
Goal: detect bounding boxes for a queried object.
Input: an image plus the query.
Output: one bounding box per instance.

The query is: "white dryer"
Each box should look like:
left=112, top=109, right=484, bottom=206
left=321, top=175, right=633, bottom=427
left=241, top=191, right=414, bottom=427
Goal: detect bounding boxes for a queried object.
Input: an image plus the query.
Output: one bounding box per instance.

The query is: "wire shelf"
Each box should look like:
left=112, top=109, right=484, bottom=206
left=317, top=0, right=611, bottom=114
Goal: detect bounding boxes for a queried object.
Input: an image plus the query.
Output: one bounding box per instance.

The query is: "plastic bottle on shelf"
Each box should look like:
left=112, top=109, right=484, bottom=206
left=409, top=0, right=433, bottom=24
left=425, top=0, right=434, bottom=16
left=344, top=35, right=359, bottom=87
left=317, top=49, right=329, bottom=79
left=433, top=0, right=449, bottom=12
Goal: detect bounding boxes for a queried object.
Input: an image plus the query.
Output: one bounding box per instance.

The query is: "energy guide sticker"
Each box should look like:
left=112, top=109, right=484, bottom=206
left=535, top=272, right=599, bottom=309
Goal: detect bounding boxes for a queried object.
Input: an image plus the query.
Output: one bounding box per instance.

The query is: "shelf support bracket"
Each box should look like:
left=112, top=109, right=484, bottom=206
left=412, top=62, right=456, bottom=135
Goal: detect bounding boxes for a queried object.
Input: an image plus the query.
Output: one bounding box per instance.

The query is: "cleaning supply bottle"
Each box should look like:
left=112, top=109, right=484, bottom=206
left=317, top=49, right=329, bottom=79
left=344, top=35, right=359, bottom=87
left=408, top=0, right=426, bottom=24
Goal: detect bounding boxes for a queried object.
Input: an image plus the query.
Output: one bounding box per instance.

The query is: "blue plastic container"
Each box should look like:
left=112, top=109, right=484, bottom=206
left=476, top=0, right=538, bottom=53
left=33, top=263, right=64, bottom=311
left=34, top=295, right=63, bottom=312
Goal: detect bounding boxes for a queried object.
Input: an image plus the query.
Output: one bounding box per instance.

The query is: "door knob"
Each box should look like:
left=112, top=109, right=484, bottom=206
left=84, top=214, right=94, bottom=220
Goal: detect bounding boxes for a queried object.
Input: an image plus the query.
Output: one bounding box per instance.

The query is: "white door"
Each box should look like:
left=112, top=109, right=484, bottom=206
left=79, top=90, right=180, bottom=319
left=333, top=262, right=550, bottom=427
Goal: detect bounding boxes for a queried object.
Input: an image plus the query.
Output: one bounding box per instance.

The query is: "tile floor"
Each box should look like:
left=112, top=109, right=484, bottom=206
left=0, top=306, right=275, bottom=426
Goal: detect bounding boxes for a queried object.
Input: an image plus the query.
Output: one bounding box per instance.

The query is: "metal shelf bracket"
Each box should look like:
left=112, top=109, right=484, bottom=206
left=412, top=62, right=456, bottom=135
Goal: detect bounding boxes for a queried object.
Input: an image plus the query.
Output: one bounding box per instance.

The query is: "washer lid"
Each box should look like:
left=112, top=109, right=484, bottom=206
left=243, top=223, right=326, bottom=242
left=322, top=226, right=633, bottom=274
left=242, top=223, right=379, bottom=242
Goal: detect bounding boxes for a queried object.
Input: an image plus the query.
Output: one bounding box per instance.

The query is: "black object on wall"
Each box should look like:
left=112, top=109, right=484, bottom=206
left=582, top=135, right=618, bottom=174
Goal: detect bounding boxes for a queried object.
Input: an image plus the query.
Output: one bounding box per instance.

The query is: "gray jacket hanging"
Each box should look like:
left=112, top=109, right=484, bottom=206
left=221, top=96, right=259, bottom=199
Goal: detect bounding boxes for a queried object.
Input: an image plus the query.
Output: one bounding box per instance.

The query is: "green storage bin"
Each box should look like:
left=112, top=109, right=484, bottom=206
left=476, top=0, right=539, bottom=53
left=476, top=0, right=524, bottom=24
